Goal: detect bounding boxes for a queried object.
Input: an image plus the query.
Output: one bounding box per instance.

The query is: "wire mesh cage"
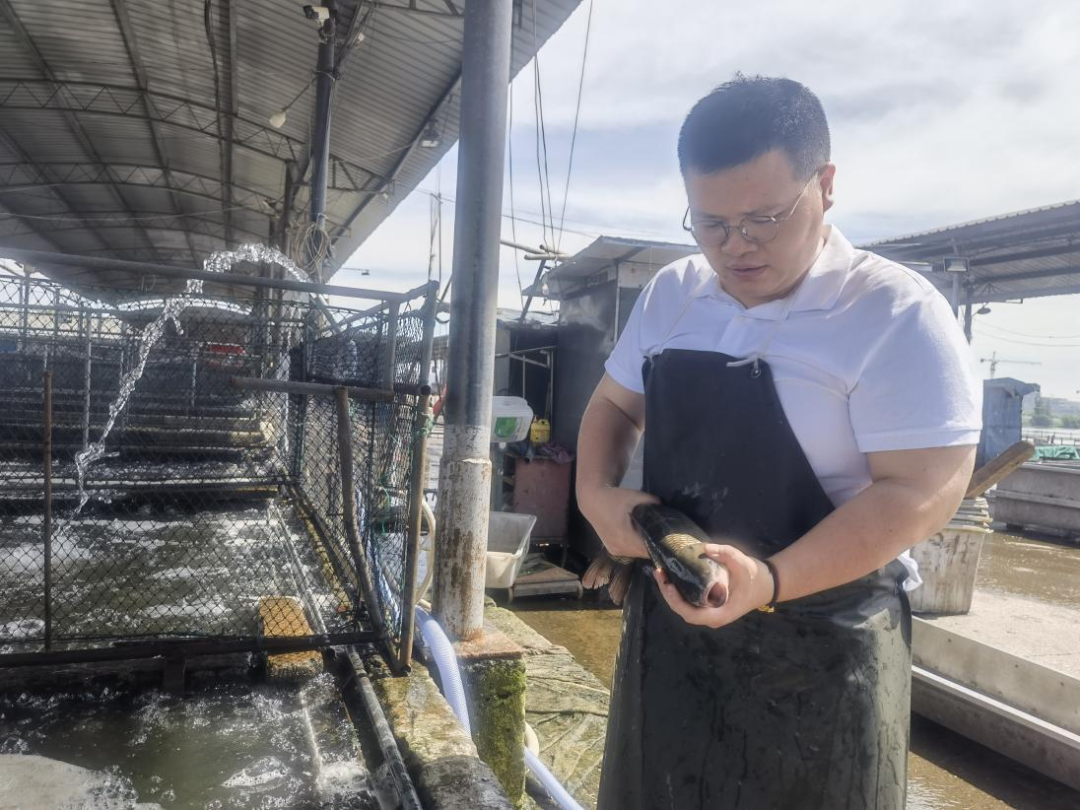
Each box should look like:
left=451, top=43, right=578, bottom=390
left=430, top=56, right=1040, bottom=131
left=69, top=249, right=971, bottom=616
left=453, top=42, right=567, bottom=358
left=0, top=268, right=435, bottom=670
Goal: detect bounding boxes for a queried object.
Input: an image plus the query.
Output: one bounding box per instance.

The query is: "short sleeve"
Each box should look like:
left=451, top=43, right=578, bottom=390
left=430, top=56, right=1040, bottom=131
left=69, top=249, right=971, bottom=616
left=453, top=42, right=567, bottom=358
left=604, top=288, right=649, bottom=394
left=850, top=291, right=982, bottom=453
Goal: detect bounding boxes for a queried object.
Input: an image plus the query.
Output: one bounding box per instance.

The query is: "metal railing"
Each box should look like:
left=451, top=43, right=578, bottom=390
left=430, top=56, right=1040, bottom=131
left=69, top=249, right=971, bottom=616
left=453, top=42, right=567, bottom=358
left=0, top=264, right=435, bottom=670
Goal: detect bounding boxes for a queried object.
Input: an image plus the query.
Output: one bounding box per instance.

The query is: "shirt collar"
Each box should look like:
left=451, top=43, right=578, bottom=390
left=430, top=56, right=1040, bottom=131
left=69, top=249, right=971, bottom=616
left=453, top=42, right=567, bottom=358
left=692, top=225, right=856, bottom=319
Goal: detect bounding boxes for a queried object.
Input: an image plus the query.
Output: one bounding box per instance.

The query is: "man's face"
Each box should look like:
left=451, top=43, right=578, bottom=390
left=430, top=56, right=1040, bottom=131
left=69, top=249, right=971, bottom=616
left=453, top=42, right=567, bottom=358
left=684, top=149, right=835, bottom=309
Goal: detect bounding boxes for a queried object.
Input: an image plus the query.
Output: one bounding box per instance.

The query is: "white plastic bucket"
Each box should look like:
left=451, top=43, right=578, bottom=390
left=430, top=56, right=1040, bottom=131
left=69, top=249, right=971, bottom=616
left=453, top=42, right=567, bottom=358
left=485, top=511, right=538, bottom=589
left=909, top=497, right=992, bottom=615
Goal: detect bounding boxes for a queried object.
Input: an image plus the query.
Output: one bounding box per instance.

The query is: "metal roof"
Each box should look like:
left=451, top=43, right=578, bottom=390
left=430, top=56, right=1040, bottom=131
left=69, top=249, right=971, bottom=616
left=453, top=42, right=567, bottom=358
left=533, top=235, right=698, bottom=299
left=0, top=0, right=581, bottom=291
left=862, top=199, right=1080, bottom=303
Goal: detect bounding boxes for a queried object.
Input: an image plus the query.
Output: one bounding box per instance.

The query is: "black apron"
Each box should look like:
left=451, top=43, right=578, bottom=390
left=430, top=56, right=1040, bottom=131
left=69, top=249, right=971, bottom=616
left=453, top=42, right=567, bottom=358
left=598, top=349, right=912, bottom=810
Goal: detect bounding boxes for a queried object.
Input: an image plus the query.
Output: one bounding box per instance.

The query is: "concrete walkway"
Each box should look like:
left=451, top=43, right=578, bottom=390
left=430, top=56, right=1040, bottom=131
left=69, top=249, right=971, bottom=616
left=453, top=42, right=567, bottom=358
left=919, top=588, right=1080, bottom=679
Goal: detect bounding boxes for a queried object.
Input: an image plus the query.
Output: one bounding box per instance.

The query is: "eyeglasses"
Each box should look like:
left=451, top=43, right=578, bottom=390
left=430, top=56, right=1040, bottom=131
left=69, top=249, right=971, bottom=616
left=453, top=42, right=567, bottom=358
left=682, top=175, right=816, bottom=248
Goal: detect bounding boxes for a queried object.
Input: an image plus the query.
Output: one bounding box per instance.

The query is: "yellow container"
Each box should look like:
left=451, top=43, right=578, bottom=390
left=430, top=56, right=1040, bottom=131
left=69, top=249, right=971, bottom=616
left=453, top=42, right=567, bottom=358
left=529, top=418, right=551, bottom=445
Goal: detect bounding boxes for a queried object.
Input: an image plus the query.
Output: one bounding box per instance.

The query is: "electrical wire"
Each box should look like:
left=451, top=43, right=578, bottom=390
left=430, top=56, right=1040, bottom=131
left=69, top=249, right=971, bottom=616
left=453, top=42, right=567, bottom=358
left=555, top=0, right=594, bottom=254
left=530, top=0, right=555, bottom=249
left=508, top=86, right=525, bottom=298
left=976, top=326, right=1080, bottom=347
left=976, top=320, right=1080, bottom=341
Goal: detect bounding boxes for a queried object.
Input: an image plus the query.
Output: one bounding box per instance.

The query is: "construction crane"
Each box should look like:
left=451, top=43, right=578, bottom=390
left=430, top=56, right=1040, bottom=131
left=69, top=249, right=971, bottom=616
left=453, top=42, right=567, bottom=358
left=980, top=351, right=1041, bottom=378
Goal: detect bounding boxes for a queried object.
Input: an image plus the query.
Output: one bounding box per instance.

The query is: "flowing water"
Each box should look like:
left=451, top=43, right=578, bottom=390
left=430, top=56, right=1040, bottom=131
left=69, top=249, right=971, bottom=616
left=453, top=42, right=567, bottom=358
left=72, top=244, right=318, bottom=514
left=0, top=674, right=392, bottom=809
left=511, top=531, right=1080, bottom=809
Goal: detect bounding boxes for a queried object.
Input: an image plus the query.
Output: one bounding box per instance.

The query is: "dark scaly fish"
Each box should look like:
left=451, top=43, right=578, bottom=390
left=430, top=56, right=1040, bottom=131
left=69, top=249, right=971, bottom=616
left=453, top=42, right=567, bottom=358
left=632, top=503, right=730, bottom=607
left=583, top=504, right=730, bottom=608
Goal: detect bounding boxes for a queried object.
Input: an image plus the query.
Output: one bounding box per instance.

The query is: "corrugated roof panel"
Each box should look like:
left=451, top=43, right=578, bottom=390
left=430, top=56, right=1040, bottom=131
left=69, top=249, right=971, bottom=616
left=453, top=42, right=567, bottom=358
left=0, top=0, right=585, bottom=281
left=76, top=114, right=159, bottom=166
left=127, top=1, right=218, bottom=103
left=48, top=184, right=112, bottom=213
left=146, top=226, right=198, bottom=251
left=0, top=110, right=90, bottom=161
left=118, top=185, right=178, bottom=216
left=233, top=1, right=319, bottom=134
left=6, top=0, right=134, bottom=86
left=231, top=149, right=285, bottom=198
left=0, top=16, right=42, bottom=78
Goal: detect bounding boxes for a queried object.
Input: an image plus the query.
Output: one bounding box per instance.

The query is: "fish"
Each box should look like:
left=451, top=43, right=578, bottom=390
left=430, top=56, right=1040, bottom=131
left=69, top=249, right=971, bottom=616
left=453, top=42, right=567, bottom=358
left=582, top=503, right=730, bottom=608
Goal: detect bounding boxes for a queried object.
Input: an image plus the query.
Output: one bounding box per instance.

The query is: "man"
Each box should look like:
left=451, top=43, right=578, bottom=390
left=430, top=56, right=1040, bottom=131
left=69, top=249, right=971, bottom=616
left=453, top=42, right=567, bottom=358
left=576, top=76, right=981, bottom=809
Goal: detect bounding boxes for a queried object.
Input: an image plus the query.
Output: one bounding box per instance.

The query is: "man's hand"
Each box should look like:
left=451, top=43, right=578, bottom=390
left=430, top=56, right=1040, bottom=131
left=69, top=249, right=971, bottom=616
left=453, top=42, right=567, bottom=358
left=579, top=486, right=658, bottom=559
left=652, top=544, right=773, bottom=627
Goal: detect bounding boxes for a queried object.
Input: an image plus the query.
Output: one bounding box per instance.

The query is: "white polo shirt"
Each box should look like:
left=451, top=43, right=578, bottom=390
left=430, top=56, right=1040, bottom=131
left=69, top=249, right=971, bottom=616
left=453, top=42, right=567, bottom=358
left=605, top=225, right=983, bottom=588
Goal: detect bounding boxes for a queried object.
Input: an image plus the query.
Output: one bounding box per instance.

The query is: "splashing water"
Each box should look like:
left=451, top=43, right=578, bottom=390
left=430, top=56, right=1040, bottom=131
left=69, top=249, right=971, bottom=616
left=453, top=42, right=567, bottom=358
left=73, top=245, right=318, bottom=513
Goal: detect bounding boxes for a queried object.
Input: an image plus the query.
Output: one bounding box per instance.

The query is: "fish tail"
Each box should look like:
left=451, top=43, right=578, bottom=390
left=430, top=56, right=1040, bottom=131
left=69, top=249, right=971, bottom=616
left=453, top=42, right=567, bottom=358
left=582, top=556, right=615, bottom=590
left=607, top=564, right=634, bottom=607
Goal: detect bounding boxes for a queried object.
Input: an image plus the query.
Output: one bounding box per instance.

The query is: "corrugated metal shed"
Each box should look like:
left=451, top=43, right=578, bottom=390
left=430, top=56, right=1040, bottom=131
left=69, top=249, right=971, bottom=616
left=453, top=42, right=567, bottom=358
left=531, top=235, right=698, bottom=299
left=862, top=199, right=1080, bottom=303
left=0, top=0, right=581, bottom=290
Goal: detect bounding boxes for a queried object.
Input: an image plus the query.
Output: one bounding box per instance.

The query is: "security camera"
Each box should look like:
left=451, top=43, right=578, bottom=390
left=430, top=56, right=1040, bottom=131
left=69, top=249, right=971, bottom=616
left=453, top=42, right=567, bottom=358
left=303, top=5, right=331, bottom=22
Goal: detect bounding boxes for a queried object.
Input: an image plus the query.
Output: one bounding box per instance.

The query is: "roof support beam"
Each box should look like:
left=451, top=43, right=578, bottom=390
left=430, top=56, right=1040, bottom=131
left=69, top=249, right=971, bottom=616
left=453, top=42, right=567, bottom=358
left=0, top=0, right=164, bottom=263
left=0, top=80, right=383, bottom=191
left=970, top=243, right=1080, bottom=267
left=0, top=162, right=281, bottom=223
left=970, top=282, right=1080, bottom=304
left=976, top=264, right=1080, bottom=286
left=109, top=0, right=201, bottom=264
left=6, top=213, right=264, bottom=242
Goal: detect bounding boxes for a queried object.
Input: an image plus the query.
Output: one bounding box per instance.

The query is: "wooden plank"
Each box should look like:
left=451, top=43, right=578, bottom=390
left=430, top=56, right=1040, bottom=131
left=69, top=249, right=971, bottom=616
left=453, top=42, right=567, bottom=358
left=966, top=440, right=1036, bottom=499
left=258, top=596, right=322, bottom=678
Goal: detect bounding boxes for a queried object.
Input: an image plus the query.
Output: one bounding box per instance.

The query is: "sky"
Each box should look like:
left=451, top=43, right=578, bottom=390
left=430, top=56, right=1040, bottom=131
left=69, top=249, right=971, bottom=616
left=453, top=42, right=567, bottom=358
left=340, top=0, right=1080, bottom=399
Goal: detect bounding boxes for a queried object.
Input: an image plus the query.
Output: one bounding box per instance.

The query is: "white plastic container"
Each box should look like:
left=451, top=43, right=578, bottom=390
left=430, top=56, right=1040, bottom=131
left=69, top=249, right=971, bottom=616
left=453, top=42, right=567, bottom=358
left=491, top=396, right=534, bottom=444
left=485, top=511, right=538, bottom=589
left=909, top=497, right=993, bottom=615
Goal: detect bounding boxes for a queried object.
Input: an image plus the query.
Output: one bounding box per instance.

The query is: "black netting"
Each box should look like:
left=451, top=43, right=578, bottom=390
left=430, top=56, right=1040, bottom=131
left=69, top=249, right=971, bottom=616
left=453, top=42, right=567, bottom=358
left=0, top=272, right=433, bottom=667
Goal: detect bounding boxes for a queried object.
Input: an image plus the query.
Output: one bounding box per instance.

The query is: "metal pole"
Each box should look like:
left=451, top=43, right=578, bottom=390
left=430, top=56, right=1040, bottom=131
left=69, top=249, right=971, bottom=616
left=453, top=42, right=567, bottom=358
left=399, top=281, right=439, bottom=667
left=434, top=0, right=514, bottom=640
left=82, top=307, right=92, bottom=451
left=339, top=648, right=424, bottom=810
left=309, top=8, right=337, bottom=231
left=950, top=273, right=961, bottom=318
left=335, top=385, right=386, bottom=637
left=382, top=302, right=399, bottom=388
left=18, top=268, right=29, bottom=351
left=963, top=286, right=974, bottom=344
left=42, top=369, right=53, bottom=651
left=518, top=258, right=548, bottom=323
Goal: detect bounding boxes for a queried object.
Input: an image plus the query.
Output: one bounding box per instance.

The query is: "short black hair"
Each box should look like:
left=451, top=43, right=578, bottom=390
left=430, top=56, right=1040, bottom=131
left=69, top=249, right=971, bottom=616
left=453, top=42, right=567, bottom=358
left=677, top=75, right=830, bottom=180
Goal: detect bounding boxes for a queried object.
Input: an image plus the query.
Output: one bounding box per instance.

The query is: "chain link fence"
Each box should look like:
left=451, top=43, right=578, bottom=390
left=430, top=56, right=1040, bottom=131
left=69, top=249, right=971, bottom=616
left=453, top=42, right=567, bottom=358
left=0, top=268, right=435, bottom=669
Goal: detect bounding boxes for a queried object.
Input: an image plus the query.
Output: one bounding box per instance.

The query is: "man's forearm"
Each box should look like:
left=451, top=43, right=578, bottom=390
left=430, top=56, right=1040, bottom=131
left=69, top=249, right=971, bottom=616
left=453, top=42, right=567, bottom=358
left=769, top=477, right=963, bottom=602
left=576, top=392, right=643, bottom=497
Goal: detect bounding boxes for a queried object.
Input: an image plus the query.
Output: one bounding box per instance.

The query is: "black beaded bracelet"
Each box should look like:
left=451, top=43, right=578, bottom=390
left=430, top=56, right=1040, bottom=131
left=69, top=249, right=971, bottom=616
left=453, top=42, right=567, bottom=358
left=762, top=558, right=781, bottom=606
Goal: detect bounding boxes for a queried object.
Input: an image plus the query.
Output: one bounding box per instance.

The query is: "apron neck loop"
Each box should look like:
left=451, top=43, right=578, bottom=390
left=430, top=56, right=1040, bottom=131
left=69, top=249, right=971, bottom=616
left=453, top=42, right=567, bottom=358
left=726, top=293, right=797, bottom=373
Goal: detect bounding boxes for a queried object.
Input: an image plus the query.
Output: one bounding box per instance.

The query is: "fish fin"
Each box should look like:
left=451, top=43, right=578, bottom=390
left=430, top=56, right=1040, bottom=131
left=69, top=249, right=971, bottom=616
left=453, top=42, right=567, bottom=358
left=582, top=556, right=614, bottom=590
left=607, top=564, right=635, bottom=607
